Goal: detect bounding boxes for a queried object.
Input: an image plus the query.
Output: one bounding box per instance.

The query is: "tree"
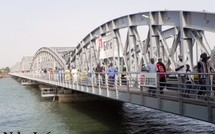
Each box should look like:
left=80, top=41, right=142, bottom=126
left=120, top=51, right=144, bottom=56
left=4, top=67, right=10, bottom=73
left=0, top=67, right=10, bottom=74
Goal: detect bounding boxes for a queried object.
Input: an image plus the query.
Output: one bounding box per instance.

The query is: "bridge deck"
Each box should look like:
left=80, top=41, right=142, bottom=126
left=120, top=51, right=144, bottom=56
left=10, top=73, right=215, bottom=123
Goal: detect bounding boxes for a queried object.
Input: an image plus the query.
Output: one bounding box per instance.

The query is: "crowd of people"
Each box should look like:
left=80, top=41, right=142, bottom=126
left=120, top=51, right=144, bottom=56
left=175, top=52, right=215, bottom=99
left=39, top=67, right=68, bottom=82
left=95, top=62, right=117, bottom=87
left=37, top=51, right=215, bottom=99
left=145, top=51, right=215, bottom=98
left=38, top=62, right=119, bottom=87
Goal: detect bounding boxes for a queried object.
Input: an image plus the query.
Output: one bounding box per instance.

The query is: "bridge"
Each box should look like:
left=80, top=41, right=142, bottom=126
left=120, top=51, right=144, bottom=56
left=9, top=10, right=215, bottom=124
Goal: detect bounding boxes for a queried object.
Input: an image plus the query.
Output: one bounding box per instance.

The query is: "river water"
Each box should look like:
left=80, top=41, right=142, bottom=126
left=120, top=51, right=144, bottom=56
left=0, top=78, right=215, bottom=134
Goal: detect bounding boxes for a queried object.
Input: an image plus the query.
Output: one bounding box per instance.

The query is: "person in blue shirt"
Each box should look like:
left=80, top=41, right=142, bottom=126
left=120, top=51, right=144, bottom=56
left=108, top=63, right=117, bottom=87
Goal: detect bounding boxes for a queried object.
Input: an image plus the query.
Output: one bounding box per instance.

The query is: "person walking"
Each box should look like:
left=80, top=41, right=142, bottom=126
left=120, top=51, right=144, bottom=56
left=156, top=58, right=166, bottom=94
left=95, top=63, right=105, bottom=86
left=108, top=63, right=117, bottom=87
left=175, top=54, right=186, bottom=83
left=208, top=49, right=215, bottom=96
left=147, top=58, right=157, bottom=95
left=175, top=54, right=186, bottom=96
left=197, top=53, right=209, bottom=99
left=184, top=64, right=194, bottom=98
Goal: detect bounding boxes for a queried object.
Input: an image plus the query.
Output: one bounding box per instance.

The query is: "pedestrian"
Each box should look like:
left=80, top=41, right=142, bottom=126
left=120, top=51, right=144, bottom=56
left=208, top=49, right=215, bottom=96
left=71, top=66, right=78, bottom=83
left=175, top=54, right=186, bottom=83
left=175, top=54, right=186, bottom=95
left=197, top=53, right=209, bottom=99
left=43, top=68, right=48, bottom=79
left=147, top=58, right=157, bottom=95
left=108, top=63, right=117, bottom=87
left=95, top=63, right=105, bottom=86
left=87, top=68, right=92, bottom=84
left=208, top=49, right=215, bottom=72
left=65, top=69, right=71, bottom=81
left=156, top=57, right=166, bottom=94
left=184, top=64, right=194, bottom=98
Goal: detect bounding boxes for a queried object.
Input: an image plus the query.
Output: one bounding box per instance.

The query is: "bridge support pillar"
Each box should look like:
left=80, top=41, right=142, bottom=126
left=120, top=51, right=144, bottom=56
left=57, top=89, right=100, bottom=103
left=38, top=85, right=101, bottom=102
left=20, top=78, right=37, bottom=85
left=58, top=93, right=99, bottom=103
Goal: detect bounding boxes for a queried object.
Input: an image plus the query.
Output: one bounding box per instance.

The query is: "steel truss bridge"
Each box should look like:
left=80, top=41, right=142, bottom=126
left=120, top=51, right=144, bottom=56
left=10, top=10, right=215, bottom=123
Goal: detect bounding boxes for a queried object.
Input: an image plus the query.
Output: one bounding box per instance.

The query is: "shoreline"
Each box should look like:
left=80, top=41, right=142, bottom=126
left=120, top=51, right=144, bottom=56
left=0, top=74, right=11, bottom=78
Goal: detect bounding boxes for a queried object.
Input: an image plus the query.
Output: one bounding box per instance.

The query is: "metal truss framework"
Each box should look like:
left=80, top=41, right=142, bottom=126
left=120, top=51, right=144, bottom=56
left=11, top=11, right=215, bottom=73
left=71, top=10, right=215, bottom=73
left=9, top=10, right=215, bottom=124
left=10, top=62, right=21, bottom=72
left=11, top=47, right=75, bottom=72
left=20, top=56, right=33, bottom=72
left=30, top=47, right=67, bottom=72
left=11, top=56, right=33, bottom=72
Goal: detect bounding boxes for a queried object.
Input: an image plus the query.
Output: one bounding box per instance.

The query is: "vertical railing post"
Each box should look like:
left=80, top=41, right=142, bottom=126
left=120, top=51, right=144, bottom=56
left=126, top=72, right=130, bottom=101
left=206, top=73, right=213, bottom=122
left=139, top=72, right=144, bottom=105
left=98, top=73, right=101, bottom=95
left=71, top=72, right=74, bottom=88
left=116, top=75, right=119, bottom=99
left=119, top=72, right=122, bottom=86
left=106, top=72, right=109, bottom=97
left=178, top=73, right=184, bottom=115
left=157, top=73, right=161, bottom=110
left=206, top=73, right=210, bottom=101
left=92, top=73, right=95, bottom=94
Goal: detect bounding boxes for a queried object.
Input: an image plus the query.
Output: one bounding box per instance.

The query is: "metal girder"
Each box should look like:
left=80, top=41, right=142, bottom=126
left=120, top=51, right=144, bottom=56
left=157, top=30, right=176, bottom=68
left=69, top=10, right=215, bottom=71
left=20, top=56, right=33, bottom=72
left=11, top=11, right=215, bottom=73
left=30, top=47, right=67, bottom=71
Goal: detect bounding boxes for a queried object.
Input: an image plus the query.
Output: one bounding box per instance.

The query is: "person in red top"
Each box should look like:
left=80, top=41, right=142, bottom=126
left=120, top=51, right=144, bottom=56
left=156, top=58, right=167, bottom=94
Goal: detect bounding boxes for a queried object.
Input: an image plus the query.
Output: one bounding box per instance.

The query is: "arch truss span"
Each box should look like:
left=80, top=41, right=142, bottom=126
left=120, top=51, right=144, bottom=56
left=20, top=56, right=33, bottom=73
left=71, top=10, right=215, bottom=73
left=30, top=47, right=67, bottom=73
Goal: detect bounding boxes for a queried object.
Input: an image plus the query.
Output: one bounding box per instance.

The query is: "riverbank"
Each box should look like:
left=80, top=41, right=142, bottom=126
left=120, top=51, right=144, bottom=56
left=0, top=74, right=10, bottom=78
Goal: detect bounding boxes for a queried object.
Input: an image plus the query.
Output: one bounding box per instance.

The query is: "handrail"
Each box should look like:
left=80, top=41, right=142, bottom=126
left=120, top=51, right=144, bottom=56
left=10, top=71, right=215, bottom=104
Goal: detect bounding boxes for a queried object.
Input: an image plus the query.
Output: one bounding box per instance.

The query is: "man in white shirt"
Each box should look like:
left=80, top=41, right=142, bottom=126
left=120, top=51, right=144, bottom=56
left=147, top=58, right=157, bottom=95
left=175, top=54, right=186, bottom=94
left=147, top=58, right=157, bottom=73
left=175, top=54, right=186, bottom=74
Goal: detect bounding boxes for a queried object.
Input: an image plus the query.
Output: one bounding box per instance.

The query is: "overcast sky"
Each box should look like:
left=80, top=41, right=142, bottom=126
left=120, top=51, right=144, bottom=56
left=0, top=0, right=214, bottom=68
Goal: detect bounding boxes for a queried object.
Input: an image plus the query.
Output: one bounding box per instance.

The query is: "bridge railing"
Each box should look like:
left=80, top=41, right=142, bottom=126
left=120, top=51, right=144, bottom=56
left=12, top=71, right=215, bottom=104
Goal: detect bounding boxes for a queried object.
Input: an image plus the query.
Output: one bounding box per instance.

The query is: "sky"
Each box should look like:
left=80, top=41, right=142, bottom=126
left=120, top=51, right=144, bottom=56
left=0, top=0, right=214, bottom=68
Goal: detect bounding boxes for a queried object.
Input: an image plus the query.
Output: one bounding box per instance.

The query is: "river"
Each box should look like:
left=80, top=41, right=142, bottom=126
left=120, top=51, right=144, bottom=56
left=0, top=78, right=215, bottom=134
